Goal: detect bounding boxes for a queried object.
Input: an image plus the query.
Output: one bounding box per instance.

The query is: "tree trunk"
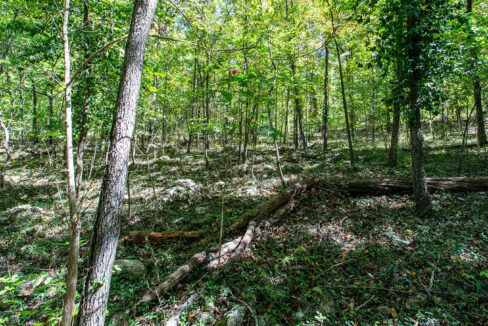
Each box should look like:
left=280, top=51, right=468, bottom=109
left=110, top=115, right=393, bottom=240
left=466, top=0, right=487, bottom=146
left=290, top=57, right=307, bottom=149
left=0, top=117, right=11, bottom=187
left=125, top=230, right=202, bottom=243
left=323, top=43, right=329, bottom=154
left=77, top=1, right=158, bottom=325
left=48, top=83, right=55, bottom=147
left=204, top=53, right=210, bottom=169
left=406, top=13, right=432, bottom=216
left=267, top=50, right=286, bottom=188
left=75, top=0, right=94, bottom=196
left=389, top=100, right=401, bottom=166
left=283, top=88, right=289, bottom=145
left=334, top=38, right=354, bottom=166
left=60, top=0, right=79, bottom=324
left=32, top=82, right=39, bottom=143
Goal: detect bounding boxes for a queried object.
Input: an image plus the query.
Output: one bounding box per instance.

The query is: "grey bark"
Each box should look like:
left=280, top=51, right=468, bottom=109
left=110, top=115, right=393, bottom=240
left=406, top=13, right=432, bottom=215
left=75, top=0, right=94, bottom=195
left=323, top=43, right=329, bottom=154
left=290, top=57, right=307, bottom=149
left=334, top=38, right=354, bottom=166
left=77, top=1, right=158, bottom=325
left=466, top=0, right=487, bottom=146
left=60, top=0, right=79, bottom=324
left=389, top=100, right=401, bottom=166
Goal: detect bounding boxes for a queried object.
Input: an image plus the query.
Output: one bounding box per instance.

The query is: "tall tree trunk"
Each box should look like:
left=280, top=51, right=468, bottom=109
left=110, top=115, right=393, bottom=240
left=204, top=53, right=210, bottom=168
left=323, top=43, right=329, bottom=154
left=389, top=63, right=402, bottom=166
left=32, top=82, right=38, bottom=143
left=283, top=88, right=289, bottom=145
left=389, top=100, right=401, bottom=166
left=1, top=72, right=17, bottom=186
left=188, top=57, right=197, bottom=153
left=48, top=83, right=55, bottom=147
left=290, top=57, right=307, bottom=149
left=466, top=0, right=487, bottom=146
left=243, top=98, right=250, bottom=163
left=60, top=0, right=79, bottom=324
left=334, top=38, right=354, bottom=166
left=267, top=49, right=286, bottom=188
left=238, top=99, right=243, bottom=163
left=0, top=117, right=11, bottom=187
left=75, top=0, right=93, bottom=196
left=77, top=1, right=157, bottom=325
left=407, top=13, right=432, bottom=215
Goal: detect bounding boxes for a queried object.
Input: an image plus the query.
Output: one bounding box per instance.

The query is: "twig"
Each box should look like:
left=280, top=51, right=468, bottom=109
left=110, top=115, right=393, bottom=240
left=355, top=294, right=375, bottom=311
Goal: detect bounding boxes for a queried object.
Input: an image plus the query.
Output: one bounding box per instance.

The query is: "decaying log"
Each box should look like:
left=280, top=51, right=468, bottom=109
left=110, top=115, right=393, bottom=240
left=226, top=177, right=323, bottom=236
left=166, top=292, right=200, bottom=326
left=343, top=177, right=488, bottom=196
left=137, top=222, right=258, bottom=306
left=125, top=230, right=202, bottom=243
left=135, top=175, right=488, bottom=307
left=208, top=221, right=257, bottom=270
left=138, top=251, right=207, bottom=305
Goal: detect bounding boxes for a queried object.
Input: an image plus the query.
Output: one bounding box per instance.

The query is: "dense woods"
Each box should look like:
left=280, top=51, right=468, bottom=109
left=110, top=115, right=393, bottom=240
left=0, top=0, right=487, bottom=325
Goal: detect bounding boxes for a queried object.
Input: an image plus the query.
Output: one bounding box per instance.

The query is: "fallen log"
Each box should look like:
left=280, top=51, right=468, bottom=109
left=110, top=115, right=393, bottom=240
left=343, top=177, right=488, bottom=196
left=125, top=230, right=202, bottom=243
left=208, top=221, right=257, bottom=270
left=135, top=175, right=488, bottom=307
left=137, top=251, right=207, bottom=305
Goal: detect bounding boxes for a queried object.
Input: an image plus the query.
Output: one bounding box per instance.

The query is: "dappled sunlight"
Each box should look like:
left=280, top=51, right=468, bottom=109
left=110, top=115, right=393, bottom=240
left=306, top=221, right=364, bottom=252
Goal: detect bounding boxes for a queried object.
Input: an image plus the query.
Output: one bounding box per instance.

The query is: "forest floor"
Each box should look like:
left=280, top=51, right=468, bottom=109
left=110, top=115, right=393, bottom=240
left=0, top=129, right=487, bottom=325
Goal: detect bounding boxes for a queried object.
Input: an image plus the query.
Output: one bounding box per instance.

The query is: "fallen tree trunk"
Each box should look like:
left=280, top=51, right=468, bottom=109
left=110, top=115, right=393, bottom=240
left=135, top=175, right=488, bottom=307
left=125, top=230, right=202, bottom=243
left=208, top=221, right=257, bottom=270
left=137, top=251, right=207, bottom=305
left=343, top=177, right=488, bottom=196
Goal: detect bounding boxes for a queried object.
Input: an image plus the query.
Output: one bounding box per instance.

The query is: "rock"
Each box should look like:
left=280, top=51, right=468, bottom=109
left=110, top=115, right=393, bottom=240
left=164, top=179, right=201, bottom=201
left=113, top=259, right=146, bottom=277
left=294, top=309, right=305, bottom=321
left=243, top=186, right=259, bottom=196
left=195, top=207, right=207, bottom=214
left=214, top=181, right=226, bottom=189
left=107, top=311, right=129, bottom=326
left=385, top=227, right=412, bottom=246
left=320, top=297, right=335, bottom=315
left=225, top=305, right=246, bottom=326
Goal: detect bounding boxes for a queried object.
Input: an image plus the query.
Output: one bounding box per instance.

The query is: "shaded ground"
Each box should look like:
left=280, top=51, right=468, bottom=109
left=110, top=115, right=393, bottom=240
left=0, top=127, right=487, bottom=325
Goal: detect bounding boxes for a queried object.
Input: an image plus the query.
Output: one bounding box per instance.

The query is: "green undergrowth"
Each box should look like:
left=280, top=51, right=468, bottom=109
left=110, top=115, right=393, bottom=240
left=0, top=136, right=487, bottom=325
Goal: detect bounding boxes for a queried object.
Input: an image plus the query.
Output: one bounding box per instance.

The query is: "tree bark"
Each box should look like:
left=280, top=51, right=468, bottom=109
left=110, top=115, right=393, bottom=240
left=323, top=43, right=329, bottom=154
left=389, top=100, right=401, bottom=166
left=75, top=0, right=95, bottom=195
left=466, top=0, right=487, bottom=146
left=334, top=38, right=354, bottom=166
left=406, top=13, right=432, bottom=215
left=0, top=117, right=11, bottom=187
left=290, top=57, right=307, bottom=149
left=60, top=0, right=79, bottom=324
left=125, top=230, right=202, bottom=243
left=32, top=82, right=39, bottom=143
left=77, top=1, right=158, bottom=325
